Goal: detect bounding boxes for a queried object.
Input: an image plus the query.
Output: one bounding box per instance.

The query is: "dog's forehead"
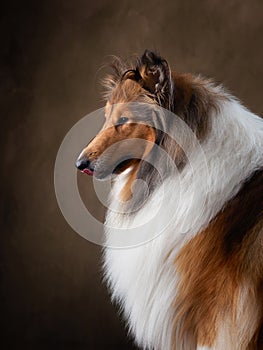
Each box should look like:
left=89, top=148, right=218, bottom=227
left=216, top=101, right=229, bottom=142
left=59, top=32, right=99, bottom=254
left=112, top=79, right=144, bottom=102
left=105, top=102, right=133, bottom=120
left=104, top=80, right=155, bottom=121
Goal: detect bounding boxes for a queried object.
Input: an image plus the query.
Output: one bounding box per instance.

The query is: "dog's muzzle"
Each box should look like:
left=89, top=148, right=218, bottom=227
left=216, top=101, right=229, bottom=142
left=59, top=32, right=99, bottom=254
left=75, top=156, right=94, bottom=176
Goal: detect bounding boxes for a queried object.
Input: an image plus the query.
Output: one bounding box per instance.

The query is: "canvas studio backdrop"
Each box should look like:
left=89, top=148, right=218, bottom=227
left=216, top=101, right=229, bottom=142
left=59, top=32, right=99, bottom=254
left=1, top=0, right=263, bottom=349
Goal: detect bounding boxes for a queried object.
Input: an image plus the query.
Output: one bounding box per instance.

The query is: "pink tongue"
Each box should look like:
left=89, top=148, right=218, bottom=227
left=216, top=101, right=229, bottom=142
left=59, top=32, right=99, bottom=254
left=82, top=168, right=94, bottom=176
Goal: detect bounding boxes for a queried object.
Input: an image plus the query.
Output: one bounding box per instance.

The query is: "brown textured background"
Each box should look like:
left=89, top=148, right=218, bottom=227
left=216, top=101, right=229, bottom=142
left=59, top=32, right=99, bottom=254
left=1, top=1, right=263, bottom=349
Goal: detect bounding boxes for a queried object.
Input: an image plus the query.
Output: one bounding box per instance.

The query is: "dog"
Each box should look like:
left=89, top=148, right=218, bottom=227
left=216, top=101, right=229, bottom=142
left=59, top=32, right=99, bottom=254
left=76, top=50, right=263, bottom=350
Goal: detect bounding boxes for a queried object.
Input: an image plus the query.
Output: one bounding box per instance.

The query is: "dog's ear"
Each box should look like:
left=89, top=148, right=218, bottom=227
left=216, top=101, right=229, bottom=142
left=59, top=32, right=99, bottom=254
left=138, top=50, right=174, bottom=109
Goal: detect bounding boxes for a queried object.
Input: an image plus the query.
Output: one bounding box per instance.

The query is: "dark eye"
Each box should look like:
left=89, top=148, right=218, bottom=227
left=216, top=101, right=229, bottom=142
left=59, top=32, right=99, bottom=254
left=117, top=116, right=129, bottom=125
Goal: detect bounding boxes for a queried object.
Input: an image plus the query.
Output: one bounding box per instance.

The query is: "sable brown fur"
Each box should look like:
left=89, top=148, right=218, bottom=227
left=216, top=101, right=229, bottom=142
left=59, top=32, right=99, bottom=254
left=174, top=170, right=263, bottom=349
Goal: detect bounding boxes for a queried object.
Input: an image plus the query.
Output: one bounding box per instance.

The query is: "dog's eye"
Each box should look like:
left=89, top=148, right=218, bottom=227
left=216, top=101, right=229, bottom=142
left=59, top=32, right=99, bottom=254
left=117, top=116, right=129, bottom=125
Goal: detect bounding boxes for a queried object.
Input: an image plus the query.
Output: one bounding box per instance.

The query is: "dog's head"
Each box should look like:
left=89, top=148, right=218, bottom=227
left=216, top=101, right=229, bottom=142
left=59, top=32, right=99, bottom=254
left=76, top=51, right=176, bottom=198
left=76, top=50, right=215, bottom=201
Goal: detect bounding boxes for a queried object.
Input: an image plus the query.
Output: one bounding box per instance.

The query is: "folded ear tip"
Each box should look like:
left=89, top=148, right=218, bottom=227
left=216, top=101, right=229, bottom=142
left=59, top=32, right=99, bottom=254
left=142, top=49, right=160, bottom=60
left=142, top=49, right=162, bottom=64
left=143, top=49, right=155, bottom=56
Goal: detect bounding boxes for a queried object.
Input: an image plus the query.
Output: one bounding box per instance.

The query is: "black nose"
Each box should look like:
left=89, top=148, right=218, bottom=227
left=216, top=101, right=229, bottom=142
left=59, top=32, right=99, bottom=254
left=75, top=156, right=90, bottom=170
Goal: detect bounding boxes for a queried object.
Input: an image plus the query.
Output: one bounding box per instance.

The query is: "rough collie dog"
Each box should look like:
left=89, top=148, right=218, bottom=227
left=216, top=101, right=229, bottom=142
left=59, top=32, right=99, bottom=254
left=76, top=50, right=263, bottom=350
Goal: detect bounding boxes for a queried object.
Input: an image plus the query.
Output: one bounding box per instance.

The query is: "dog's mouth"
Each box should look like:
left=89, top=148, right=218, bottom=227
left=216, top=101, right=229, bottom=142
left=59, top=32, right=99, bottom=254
left=81, top=168, right=94, bottom=176
left=81, top=156, right=136, bottom=179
